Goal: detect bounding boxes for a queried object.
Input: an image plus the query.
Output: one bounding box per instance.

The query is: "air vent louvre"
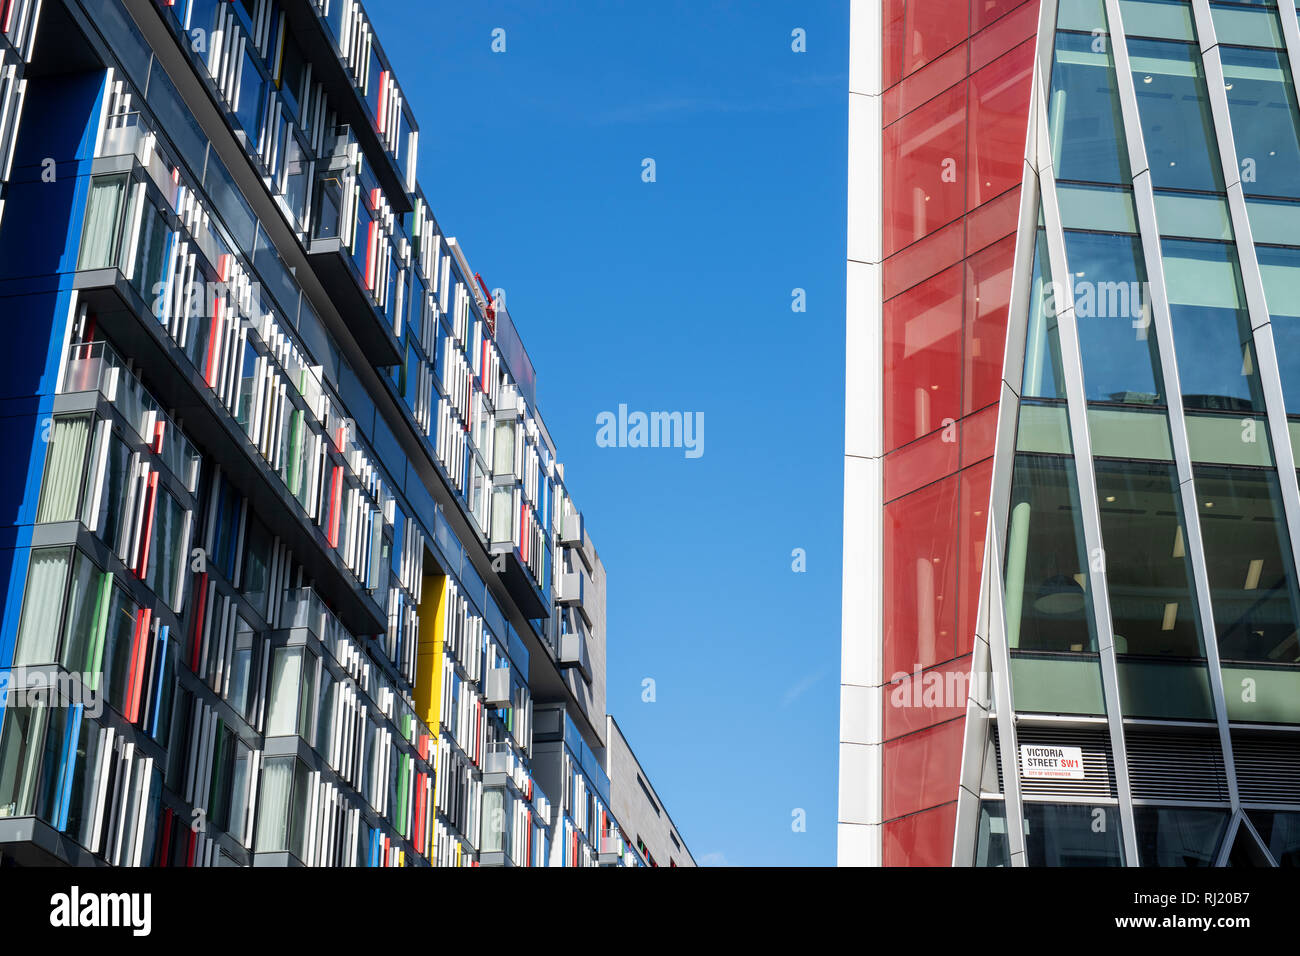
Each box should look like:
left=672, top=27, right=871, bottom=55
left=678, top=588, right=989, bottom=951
left=1233, top=734, right=1300, bottom=806
left=1125, top=732, right=1228, bottom=802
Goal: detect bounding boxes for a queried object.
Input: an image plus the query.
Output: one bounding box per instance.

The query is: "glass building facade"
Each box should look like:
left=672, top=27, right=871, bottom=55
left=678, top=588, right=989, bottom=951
left=842, top=0, right=1300, bottom=866
left=0, top=0, right=691, bottom=869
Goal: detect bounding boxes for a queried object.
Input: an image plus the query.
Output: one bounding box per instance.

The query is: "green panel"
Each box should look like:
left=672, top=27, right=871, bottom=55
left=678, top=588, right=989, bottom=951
left=1117, top=659, right=1215, bottom=719
left=1222, top=666, right=1300, bottom=722
left=1088, top=407, right=1173, bottom=460
left=1060, top=0, right=1108, bottom=31
left=1057, top=184, right=1138, bottom=233
left=1185, top=413, right=1273, bottom=465
left=1154, top=191, right=1233, bottom=241
left=1211, top=3, right=1283, bottom=48
left=1247, top=198, right=1300, bottom=247
left=1017, top=404, right=1073, bottom=454
left=1010, top=655, right=1107, bottom=714
left=1120, top=0, right=1197, bottom=40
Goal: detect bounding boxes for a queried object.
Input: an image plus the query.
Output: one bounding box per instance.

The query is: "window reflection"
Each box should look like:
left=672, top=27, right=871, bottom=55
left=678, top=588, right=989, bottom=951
left=1128, top=38, right=1225, bottom=192
left=1194, top=465, right=1300, bottom=663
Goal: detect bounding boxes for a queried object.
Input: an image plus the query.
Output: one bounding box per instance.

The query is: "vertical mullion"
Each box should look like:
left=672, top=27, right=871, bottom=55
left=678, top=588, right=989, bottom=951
left=1106, top=0, right=1241, bottom=811
left=1037, top=101, right=1141, bottom=865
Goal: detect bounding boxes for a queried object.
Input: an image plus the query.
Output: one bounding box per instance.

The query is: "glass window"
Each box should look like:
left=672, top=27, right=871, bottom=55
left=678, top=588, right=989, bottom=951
left=1096, top=459, right=1204, bottom=655
left=130, top=201, right=171, bottom=300
left=1066, top=230, right=1162, bottom=404
left=0, top=703, right=68, bottom=824
left=1022, top=228, right=1068, bottom=400
left=13, top=549, right=69, bottom=666
left=1024, top=802, right=1125, bottom=864
left=1249, top=810, right=1300, bottom=866
left=92, top=429, right=131, bottom=548
left=1128, top=38, right=1225, bottom=192
left=61, top=550, right=105, bottom=675
left=1212, top=0, right=1285, bottom=47
left=241, top=516, right=271, bottom=618
left=77, top=175, right=129, bottom=270
left=266, top=646, right=304, bottom=737
left=36, top=415, right=92, bottom=524
left=1134, top=807, right=1229, bottom=865
left=101, top=585, right=139, bottom=714
left=975, top=800, right=1011, bottom=866
left=1221, top=46, right=1300, bottom=199
left=1259, top=246, right=1300, bottom=414
left=1162, top=239, right=1263, bottom=413
left=1048, top=31, right=1131, bottom=184
left=146, top=487, right=186, bottom=611
left=1195, top=465, right=1300, bottom=662
left=227, top=616, right=257, bottom=722
left=1005, top=454, right=1098, bottom=652
left=234, top=48, right=268, bottom=145
left=1119, top=0, right=1197, bottom=40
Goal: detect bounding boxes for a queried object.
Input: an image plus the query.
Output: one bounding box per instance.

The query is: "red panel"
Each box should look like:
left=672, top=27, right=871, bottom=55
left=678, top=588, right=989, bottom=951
left=973, top=0, right=1032, bottom=31
left=972, top=0, right=1040, bottom=69
left=884, top=264, right=963, bottom=451
left=958, top=459, right=994, bottom=652
left=967, top=39, right=1036, bottom=212
left=884, top=655, right=973, bottom=739
left=885, top=429, right=960, bottom=503
left=965, top=186, right=1021, bottom=257
left=960, top=402, right=1000, bottom=469
left=883, top=83, right=968, bottom=257
left=901, top=1, right=972, bottom=78
left=884, top=42, right=969, bottom=126
left=883, top=218, right=966, bottom=300
left=963, top=233, right=1017, bottom=415
left=882, top=718, right=965, bottom=819
left=884, top=474, right=959, bottom=675
left=883, top=802, right=959, bottom=866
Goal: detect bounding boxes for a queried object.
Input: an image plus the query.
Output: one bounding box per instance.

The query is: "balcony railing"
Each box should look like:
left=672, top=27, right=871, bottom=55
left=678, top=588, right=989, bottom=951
left=60, top=340, right=200, bottom=490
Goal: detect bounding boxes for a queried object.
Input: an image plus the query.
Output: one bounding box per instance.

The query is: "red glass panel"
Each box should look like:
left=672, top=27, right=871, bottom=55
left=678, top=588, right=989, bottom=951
left=958, top=458, right=994, bottom=652
left=884, top=474, right=960, bottom=676
left=960, top=402, right=1000, bottom=469
left=967, top=39, right=1035, bottom=211
left=883, top=217, right=965, bottom=300
left=885, top=428, right=960, bottom=503
left=884, top=654, right=973, bottom=740
left=882, top=801, right=959, bottom=866
left=884, top=0, right=908, bottom=88
left=883, top=83, right=968, bottom=257
left=965, top=185, right=1021, bottom=257
left=884, top=42, right=969, bottom=125
left=973, top=0, right=1032, bottom=31
left=973, top=0, right=1040, bottom=69
left=884, top=264, right=963, bottom=451
left=882, top=718, right=965, bottom=819
left=963, top=233, right=1017, bottom=415
left=902, top=1, right=972, bottom=78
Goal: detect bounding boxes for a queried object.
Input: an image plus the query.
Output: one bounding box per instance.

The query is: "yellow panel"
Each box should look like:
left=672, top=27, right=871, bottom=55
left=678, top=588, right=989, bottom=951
left=414, top=571, right=448, bottom=730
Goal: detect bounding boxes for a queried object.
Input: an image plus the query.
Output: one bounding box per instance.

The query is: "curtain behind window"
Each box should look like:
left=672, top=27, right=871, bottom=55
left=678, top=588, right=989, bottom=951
left=35, top=416, right=91, bottom=524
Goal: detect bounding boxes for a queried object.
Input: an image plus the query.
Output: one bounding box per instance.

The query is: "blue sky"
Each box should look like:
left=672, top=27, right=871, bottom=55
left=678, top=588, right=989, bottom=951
left=368, top=0, right=848, bottom=867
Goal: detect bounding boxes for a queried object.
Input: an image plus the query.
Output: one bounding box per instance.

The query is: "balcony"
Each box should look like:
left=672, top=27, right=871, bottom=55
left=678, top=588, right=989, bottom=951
left=483, top=667, right=511, bottom=709
left=558, top=566, right=591, bottom=628
left=305, top=127, right=402, bottom=368
left=558, top=629, right=591, bottom=684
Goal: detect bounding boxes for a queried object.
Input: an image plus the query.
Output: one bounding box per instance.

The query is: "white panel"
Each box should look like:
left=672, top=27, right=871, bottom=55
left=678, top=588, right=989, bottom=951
left=838, top=741, right=881, bottom=825
left=847, top=91, right=882, bottom=265
left=839, top=682, right=882, bottom=746
left=841, top=453, right=882, bottom=688
left=849, top=0, right=882, bottom=96
left=845, top=259, right=883, bottom=459
left=838, top=822, right=881, bottom=867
